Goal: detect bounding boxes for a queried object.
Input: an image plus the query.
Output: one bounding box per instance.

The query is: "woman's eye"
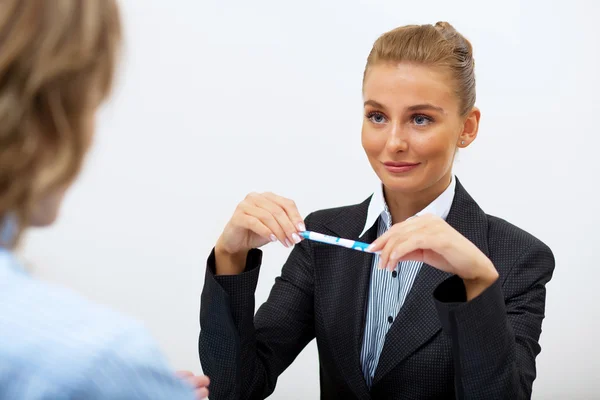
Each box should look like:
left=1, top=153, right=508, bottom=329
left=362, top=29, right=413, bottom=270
left=412, top=115, right=433, bottom=126
left=367, top=112, right=387, bottom=124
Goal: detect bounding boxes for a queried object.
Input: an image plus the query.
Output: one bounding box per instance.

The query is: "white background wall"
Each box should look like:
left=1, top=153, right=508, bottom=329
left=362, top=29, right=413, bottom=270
left=22, top=0, right=599, bottom=398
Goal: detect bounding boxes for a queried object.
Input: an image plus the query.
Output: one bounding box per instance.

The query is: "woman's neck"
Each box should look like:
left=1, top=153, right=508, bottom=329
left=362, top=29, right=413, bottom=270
left=384, top=173, right=453, bottom=224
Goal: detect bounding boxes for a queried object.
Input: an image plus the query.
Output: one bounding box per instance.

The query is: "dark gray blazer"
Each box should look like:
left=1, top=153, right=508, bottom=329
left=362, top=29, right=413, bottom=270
left=199, top=179, right=554, bottom=399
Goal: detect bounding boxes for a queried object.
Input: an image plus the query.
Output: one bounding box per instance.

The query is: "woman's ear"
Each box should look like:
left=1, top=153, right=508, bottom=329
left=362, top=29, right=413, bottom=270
left=457, top=107, right=480, bottom=148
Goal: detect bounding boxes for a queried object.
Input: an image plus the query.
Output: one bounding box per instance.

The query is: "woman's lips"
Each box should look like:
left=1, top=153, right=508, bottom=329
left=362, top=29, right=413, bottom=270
left=382, top=161, right=421, bottom=173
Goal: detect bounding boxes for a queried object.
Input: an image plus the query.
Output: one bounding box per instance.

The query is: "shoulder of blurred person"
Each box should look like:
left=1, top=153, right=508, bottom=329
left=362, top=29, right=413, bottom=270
left=0, top=250, right=195, bottom=400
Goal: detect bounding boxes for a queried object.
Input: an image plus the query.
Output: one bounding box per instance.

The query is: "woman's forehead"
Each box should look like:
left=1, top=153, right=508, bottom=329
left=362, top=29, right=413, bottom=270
left=363, top=63, right=457, bottom=111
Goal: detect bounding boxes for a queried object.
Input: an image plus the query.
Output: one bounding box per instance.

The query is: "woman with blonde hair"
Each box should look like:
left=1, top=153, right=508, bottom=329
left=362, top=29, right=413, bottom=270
left=199, top=22, right=554, bottom=399
left=0, top=1, right=207, bottom=398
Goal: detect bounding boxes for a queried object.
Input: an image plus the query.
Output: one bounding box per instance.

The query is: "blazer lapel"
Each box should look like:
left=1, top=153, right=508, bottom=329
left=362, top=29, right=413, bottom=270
left=372, top=263, right=451, bottom=385
left=372, top=178, right=490, bottom=385
left=316, top=199, right=377, bottom=399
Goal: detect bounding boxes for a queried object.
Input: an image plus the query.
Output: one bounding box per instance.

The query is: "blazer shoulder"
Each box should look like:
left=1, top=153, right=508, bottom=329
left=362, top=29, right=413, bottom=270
left=305, top=197, right=371, bottom=232
left=452, top=179, right=553, bottom=264
left=486, top=214, right=554, bottom=264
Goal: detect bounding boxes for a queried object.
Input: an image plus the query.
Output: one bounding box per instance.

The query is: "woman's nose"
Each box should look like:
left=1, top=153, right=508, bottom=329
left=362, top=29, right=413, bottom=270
left=385, top=123, right=408, bottom=152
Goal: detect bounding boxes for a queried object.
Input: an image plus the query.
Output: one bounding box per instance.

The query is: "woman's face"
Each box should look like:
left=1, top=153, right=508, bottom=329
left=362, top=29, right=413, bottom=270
left=361, top=62, right=479, bottom=195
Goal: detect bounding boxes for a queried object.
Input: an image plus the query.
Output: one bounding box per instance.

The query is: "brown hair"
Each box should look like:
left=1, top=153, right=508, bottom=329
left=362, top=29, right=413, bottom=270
left=364, top=21, right=476, bottom=117
left=0, top=0, right=122, bottom=247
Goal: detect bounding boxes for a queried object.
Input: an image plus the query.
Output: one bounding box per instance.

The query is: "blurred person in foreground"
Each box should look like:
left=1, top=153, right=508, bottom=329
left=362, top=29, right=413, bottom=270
left=0, top=1, right=208, bottom=398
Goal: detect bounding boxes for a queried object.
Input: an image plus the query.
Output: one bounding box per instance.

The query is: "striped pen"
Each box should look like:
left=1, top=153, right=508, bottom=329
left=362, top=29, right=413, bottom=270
left=298, top=231, right=380, bottom=254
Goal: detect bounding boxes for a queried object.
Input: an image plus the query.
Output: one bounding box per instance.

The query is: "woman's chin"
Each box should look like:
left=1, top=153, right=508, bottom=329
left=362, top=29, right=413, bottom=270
left=378, top=173, right=425, bottom=194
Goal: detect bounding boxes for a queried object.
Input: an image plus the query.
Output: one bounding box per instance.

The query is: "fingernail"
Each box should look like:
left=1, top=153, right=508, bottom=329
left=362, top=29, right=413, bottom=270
left=298, top=222, right=306, bottom=232
left=270, top=234, right=277, bottom=242
left=285, top=239, right=293, bottom=247
left=366, top=245, right=374, bottom=252
left=292, top=233, right=301, bottom=244
left=390, top=252, right=397, bottom=260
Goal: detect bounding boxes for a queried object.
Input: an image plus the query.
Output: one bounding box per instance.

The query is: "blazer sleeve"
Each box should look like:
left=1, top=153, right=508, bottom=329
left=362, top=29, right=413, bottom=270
left=198, top=216, right=316, bottom=400
left=433, top=240, right=555, bottom=400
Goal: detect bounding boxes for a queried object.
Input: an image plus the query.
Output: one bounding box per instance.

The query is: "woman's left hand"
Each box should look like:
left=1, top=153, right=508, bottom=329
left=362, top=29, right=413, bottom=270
left=367, top=214, right=499, bottom=300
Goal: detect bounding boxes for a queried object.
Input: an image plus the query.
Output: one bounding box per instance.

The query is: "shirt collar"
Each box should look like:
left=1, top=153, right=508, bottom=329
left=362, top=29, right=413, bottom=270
left=1, top=213, right=17, bottom=247
left=360, top=175, right=456, bottom=237
left=0, top=215, right=25, bottom=276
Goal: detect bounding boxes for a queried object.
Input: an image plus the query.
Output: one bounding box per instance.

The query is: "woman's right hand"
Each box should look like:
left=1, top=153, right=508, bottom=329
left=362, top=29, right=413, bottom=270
left=214, top=192, right=306, bottom=275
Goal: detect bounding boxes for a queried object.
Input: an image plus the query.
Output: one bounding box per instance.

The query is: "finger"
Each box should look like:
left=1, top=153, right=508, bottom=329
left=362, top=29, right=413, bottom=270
left=195, top=387, right=209, bottom=399
left=237, top=212, right=279, bottom=244
left=367, top=237, right=384, bottom=253
left=368, top=218, right=424, bottom=252
left=175, top=370, right=194, bottom=378
left=243, top=196, right=293, bottom=246
left=387, top=238, right=422, bottom=270
left=381, top=230, right=424, bottom=270
left=240, top=207, right=286, bottom=246
left=392, top=229, right=443, bottom=269
left=378, top=236, right=401, bottom=271
left=263, top=192, right=306, bottom=232
left=251, top=195, right=301, bottom=246
left=367, top=231, right=393, bottom=253
left=377, top=217, right=444, bottom=269
left=397, top=250, right=423, bottom=263
left=189, top=375, right=210, bottom=388
left=245, top=203, right=293, bottom=247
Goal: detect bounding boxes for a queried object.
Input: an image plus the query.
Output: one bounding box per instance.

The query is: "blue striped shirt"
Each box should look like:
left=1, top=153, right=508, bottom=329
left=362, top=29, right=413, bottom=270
left=359, top=176, right=456, bottom=387
left=0, top=248, right=196, bottom=399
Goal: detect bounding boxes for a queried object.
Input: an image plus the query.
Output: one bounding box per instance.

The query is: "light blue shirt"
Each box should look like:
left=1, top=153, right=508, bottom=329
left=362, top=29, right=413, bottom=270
left=359, top=176, right=456, bottom=388
left=0, top=248, right=196, bottom=399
